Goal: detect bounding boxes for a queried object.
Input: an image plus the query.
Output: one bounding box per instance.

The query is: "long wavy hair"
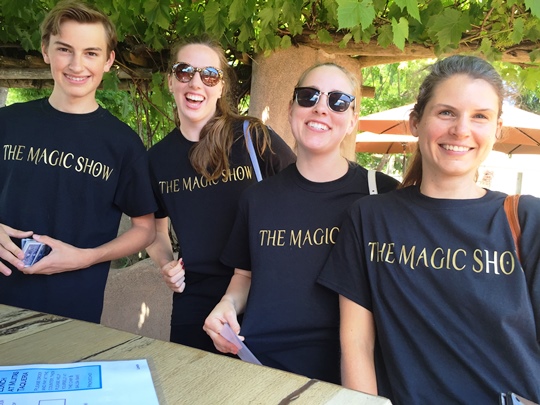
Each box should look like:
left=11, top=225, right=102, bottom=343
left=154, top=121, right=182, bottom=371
left=169, top=35, right=272, bottom=181
left=401, top=55, right=505, bottom=188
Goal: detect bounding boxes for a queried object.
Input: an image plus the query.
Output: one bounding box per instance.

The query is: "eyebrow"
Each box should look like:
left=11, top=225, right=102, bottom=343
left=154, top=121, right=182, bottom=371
left=434, top=103, right=497, bottom=113
left=301, top=86, right=353, bottom=94
left=52, top=40, right=103, bottom=52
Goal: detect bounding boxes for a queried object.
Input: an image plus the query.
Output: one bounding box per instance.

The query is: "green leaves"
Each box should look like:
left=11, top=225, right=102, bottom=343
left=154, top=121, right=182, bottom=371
left=5, top=0, right=538, bottom=150
left=394, top=0, right=420, bottom=22
left=530, top=48, right=540, bottom=62
left=377, top=25, right=393, bottom=48
left=102, top=71, right=120, bottom=91
left=391, top=17, right=409, bottom=51
left=282, top=0, right=304, bottom=36
left=317, top=29, right=334, bottom=43
left=2, top=0, right=539, bottom=64
left=0, top=0, right=46, bottom=50
left=143, top=0, right=170, bottom=30
left=228, top=0, right=245, bottom=24
left=259, top=6, right=279, bottom=29
left=510, top=18, right=525, bottom=44
left=427, top=9, right=471, bottom=52
left=337, top=0, right=376, bottom=30
left=521, top=66, right=540, bottom=90
left=204, top=1, right=226, bottom=38
left=525, top=0, right=540, bottom=17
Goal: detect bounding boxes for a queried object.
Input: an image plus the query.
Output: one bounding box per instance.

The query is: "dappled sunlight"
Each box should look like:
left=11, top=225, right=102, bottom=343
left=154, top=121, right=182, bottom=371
left=138, top=302, right=150, bottom=330
left=261, top=106, right=270, bottom=124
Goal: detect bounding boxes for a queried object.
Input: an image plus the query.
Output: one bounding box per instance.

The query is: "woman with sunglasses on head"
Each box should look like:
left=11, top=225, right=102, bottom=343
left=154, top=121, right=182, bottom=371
left=146, top=35, right=295, bottom=352
left=319, top=55, right=540, bottom=403
left=203, top=63, right=399, bottom=383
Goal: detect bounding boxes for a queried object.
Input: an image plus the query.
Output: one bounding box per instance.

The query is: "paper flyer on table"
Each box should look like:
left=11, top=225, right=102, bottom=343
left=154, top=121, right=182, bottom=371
left=0, top=359, right=159, bottom=405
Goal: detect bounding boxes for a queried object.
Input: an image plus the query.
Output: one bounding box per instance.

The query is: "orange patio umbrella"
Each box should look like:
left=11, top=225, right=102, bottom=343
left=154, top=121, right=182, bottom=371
left=355, top=132, right=417, bottom=154
left=357, top=103, right=540, bottom=155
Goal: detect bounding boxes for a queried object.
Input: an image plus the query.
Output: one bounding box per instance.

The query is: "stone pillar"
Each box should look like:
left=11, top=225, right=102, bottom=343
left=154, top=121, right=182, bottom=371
left=0, top=88, right=8, bottom=108
left=248, top=45, right=362, bottom=160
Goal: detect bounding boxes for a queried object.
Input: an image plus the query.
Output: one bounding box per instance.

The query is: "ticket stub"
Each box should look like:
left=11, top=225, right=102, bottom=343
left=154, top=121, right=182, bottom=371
left=220, top=323, right=262, bottom=365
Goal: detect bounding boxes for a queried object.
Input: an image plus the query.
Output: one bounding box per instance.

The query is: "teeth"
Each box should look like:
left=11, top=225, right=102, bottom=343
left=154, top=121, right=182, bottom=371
left=66, top=75, right=86, bottom=82
left=186, top=94, right=204, bottom=102
left=307, top=121, right=329, bottom=131
left=442, top=144, right=470, bottom=152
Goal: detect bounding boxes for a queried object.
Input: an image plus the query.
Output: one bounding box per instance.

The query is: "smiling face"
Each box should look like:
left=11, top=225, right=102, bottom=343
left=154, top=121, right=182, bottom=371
left=288, top=65, right=357, bottom=158
left=169, top=44, right=224, bottom=136
left=410, top=73, right=502, bottom=184
left=42, top=20, right=114, bottom=112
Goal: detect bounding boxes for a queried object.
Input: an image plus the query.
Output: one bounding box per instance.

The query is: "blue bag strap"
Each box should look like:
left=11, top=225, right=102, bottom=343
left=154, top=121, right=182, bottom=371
left=243, top=120, right=263, bottom=182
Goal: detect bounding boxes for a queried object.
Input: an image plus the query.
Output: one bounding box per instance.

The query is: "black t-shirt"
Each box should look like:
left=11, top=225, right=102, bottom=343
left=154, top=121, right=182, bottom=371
left=319, top=186, right=540, bottom=404
left=148, top=121, right=296, bottom=277
left=0, top=99, right=157, bottom=322
left=221, top=163, right=399, bottom=383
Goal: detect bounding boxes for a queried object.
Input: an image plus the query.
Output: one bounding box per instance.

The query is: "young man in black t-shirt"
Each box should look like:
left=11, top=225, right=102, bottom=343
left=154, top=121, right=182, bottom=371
left=0, top=1, right=157, bottom=322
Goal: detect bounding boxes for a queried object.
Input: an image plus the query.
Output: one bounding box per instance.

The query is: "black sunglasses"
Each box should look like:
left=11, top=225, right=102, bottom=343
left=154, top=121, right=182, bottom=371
left=293, top=87, right=355, bottom=113
left=172, top=62, right=223, bottom=87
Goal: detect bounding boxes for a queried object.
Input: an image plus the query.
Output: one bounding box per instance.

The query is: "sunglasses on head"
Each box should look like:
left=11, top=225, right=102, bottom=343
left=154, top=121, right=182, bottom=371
left=293, top=87, right=355, bottom=113
left=172, top=62, right=223, bottom=87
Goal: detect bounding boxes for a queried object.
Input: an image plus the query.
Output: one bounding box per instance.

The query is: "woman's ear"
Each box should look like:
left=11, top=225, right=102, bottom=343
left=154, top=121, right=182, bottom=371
left=409, top=114, right=419, bottom=138
left=346, top=112, right=359, bottom=137
left=168, top=74, right=174, bottom=93
left=495, top=117, right=503, bottom=140
left=288, top=100, right=294, bottom=126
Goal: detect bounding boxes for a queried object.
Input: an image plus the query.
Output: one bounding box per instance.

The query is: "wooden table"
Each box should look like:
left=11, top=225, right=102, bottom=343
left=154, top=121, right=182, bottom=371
left=0, top=305, right=392, bottom=404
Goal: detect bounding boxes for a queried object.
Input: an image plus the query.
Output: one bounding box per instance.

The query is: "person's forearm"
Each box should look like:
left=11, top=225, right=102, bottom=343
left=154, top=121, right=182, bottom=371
left=341, top=345, right=377, bottom=394
left=339, top=295, right=377, bottom=395
left=221, top=269, right=251, bottom=315
left=146, top=229, right=175, bottom=268
left=84, top=213, right=156, bottom=267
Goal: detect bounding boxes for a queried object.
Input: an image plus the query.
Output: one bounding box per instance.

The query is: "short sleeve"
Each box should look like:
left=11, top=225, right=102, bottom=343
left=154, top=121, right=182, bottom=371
left=519, top=194, right=540, bottom=340
left=220, top=192, right=252, bottom=271
left=258, top=126, right=296, bottom=177
left=113, top=145, right=157, bottom=218
left=317, top=201, right=373, bottom=312
left=375, top=170, right=401, bottom=193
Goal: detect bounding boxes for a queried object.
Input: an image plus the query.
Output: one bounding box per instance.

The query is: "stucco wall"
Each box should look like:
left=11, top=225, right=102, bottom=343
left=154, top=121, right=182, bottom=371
left=249, top=45, right=362, bottom=160
left=102, top=258, right=172, bottom=341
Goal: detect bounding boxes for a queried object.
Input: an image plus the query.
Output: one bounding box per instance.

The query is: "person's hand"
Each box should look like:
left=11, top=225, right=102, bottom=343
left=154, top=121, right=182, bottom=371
left=160, top=259, right=185, bottom=293
left=203, top=299, right=243, bottom=354
left=21, top=234, right=93, bottom=275
left=0, top=223, right=33, bottom=276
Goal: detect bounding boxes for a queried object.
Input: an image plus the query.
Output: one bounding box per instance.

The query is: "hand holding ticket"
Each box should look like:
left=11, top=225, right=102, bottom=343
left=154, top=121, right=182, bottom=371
left=219, top=323, right=262, bottom=365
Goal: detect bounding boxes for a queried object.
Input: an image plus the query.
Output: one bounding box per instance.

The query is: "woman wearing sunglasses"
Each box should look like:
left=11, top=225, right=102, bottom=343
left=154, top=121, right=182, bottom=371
left=203, top=63, right=399, bottom=383
left=147, top=36, right=295, bottom=352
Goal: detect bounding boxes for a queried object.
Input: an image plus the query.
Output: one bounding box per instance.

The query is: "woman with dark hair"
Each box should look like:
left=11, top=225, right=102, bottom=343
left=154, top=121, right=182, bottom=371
left=147, top=35, right=295, bottom=352
left=203, top=62, right=399, bottom=383
left=319, top=55, right=540, bottom=403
